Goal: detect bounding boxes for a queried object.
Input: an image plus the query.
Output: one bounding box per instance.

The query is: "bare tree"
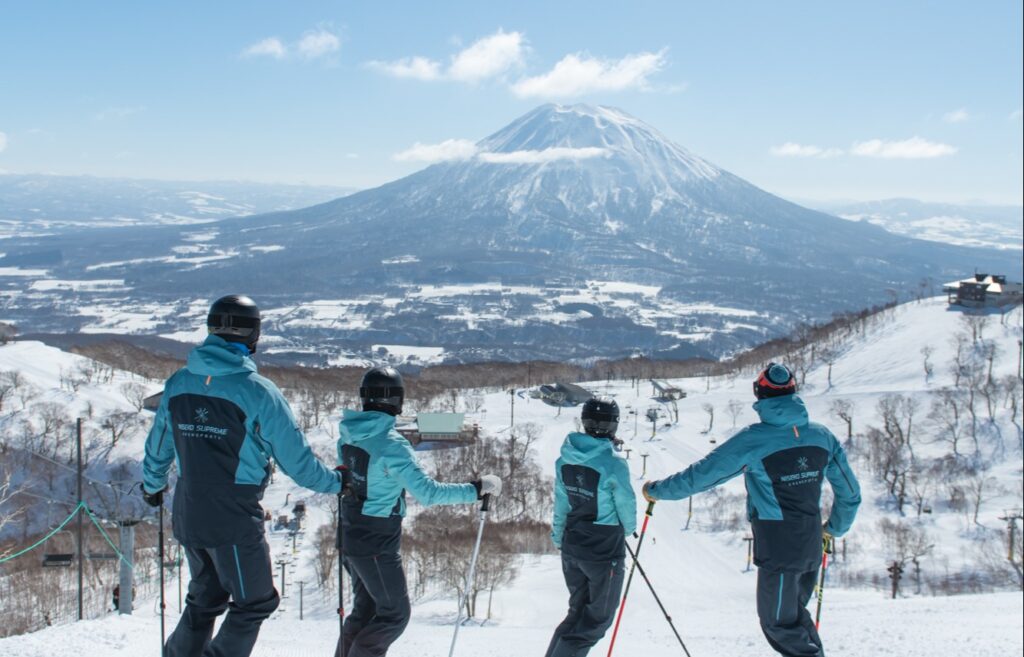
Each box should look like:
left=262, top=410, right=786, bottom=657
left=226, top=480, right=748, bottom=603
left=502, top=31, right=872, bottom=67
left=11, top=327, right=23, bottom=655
left=878, top=517, right=933, bottom=595
left=920, top=346, right=935, bottom=382
left=0, top=468, right=25, bottom=559
left=1001, top=375, right=1022, bottom=449
left=865, top=426, right=911, bottom=512
left=829, top=398, right=855, bottom=442
left=312, top=524, right=337, bottom=591
left=120, top=381, right=148, bottom=412
left=928, top=389, right=966, bottom=457
left=726, top=399, right=744, bottom=428
left=819, top=346, right=840, bottom=389
left=0, top=370, right=18, bottom=412
left=701, top=403, right=715, bottom=434
left=960, top=313, right=990, bottom=344
left=101, top=411, right=139, bottom=447
left=963, top=471, right=1000, bottom=526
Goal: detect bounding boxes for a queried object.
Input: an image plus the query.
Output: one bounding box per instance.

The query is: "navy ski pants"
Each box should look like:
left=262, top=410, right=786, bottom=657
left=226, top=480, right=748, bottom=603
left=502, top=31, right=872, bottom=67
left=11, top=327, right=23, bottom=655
left=165, top=539, right=280, bottom=657
left=336, top=552, right=411, bottom=657
left=756, top=566, right=824, bottom=657
left=544, top=553, right=625, bottom=657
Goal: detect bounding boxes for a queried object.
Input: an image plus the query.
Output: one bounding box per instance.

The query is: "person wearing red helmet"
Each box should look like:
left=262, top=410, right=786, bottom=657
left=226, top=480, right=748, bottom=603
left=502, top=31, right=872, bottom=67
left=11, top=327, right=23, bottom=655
left=642, top=363, right=860, bottom=657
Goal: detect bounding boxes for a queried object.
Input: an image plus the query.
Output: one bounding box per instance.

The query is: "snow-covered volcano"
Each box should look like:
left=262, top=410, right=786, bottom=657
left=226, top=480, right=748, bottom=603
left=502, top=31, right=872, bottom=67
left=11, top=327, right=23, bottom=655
left=1, top=105, right=1019, bottom=362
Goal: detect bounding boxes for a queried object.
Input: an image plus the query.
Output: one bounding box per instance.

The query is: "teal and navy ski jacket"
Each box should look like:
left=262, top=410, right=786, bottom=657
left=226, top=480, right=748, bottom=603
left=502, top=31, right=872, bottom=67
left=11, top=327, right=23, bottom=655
left=142, top=335, right=341, bottom=547
left=336, top=409, right=478, bottom=556
left=552, top=432, right=637, bottom=561
left=646, top=395, right=860, bottom=571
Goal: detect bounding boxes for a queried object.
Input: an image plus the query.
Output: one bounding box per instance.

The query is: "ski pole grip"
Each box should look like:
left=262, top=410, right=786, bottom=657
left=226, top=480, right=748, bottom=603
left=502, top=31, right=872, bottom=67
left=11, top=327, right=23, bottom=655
left=645, top=500, right=656, bottom=516
left=481, top=493, right=491, bottom=512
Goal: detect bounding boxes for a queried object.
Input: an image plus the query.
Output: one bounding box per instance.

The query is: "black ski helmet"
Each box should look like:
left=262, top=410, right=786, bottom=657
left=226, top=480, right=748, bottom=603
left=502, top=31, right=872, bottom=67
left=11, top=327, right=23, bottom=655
left=360, top=366, right=404, bottom=416
left=207, top=294, right=261, bottom=354
left=754, top=362, right=797, bottom=400
left=581, top=396, right=619, bottom=438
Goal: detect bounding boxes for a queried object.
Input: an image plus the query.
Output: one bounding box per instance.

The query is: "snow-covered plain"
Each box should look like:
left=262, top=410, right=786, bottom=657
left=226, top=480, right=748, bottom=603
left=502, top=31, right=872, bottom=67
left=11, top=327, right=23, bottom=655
left=1, top=297, right=1022, bottom=656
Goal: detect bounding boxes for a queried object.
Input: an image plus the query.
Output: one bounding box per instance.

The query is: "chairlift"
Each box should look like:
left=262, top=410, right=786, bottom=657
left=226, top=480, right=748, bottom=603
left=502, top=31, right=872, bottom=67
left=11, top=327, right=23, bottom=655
left=42, top=530, right=75, bottom=568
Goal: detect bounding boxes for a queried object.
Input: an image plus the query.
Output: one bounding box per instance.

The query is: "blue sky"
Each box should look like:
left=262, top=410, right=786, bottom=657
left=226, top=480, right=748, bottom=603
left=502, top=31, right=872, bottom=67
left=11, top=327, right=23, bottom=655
left=1, top=1, right=1021, bottom=203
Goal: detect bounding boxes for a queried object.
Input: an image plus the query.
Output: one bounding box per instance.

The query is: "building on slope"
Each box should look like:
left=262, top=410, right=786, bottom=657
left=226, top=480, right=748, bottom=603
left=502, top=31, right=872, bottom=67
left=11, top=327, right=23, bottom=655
left=943, top=273, right=1024, bottom=308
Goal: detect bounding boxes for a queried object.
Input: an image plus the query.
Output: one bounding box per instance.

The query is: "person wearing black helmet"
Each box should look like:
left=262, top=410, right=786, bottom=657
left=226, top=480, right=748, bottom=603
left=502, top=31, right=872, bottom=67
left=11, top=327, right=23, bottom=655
left=142, top=295, right=344, bottom=657
left=642, top=364, right=861, bottom=657
left=546, top=396, right=637, bottom=657
left=335, top=366, right=502, bottom=657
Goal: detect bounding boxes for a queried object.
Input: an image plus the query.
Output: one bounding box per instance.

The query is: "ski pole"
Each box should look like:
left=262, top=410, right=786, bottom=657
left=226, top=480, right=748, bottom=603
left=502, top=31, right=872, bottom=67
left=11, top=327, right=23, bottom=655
left=336, top=489, right=346, bottom=657
left=159, top=501, right=166, bottom=656
left=624, top=541, right=691, bottom=657
left=448, top=494, right=491, bottom=657
left=606, top=500, right=655, bottom=657
left=335, top=465, right=349, bottom=657
left=814, top=549, right=829, bottom=630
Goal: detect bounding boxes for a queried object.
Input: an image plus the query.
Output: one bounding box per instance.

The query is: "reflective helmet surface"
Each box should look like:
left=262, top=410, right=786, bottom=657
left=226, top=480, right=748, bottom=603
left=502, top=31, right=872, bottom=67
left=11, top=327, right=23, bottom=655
left=581, top=396, right=619, bottom=438
left=360, top=366, right=405, bottom=416
left=207, top=294, right=261, bottom=354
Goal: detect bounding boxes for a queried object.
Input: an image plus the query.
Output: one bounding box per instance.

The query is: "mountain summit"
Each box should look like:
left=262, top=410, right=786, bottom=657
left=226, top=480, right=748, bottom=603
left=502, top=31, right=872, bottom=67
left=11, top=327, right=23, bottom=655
left=2, top=104, right=1018, bottom=363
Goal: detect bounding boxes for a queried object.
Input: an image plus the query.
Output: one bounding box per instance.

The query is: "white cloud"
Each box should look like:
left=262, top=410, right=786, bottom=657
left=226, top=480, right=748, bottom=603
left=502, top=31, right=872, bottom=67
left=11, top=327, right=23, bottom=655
left=770, top=142, right=843, bottom=158
left=448, top=29, right=525, bottom=82
left=942, top=108, right=970, bottom=123
left=297, top=29, right=340, bottom=60
left=1011, top=108, right=1023, bottom=121
left=95, top=106, right=145, bottom=121
left=368, top=29, right=524, bottom=83
left=393, top=139, right=478, bottom=163
left=478, top=146, right=609, bottom=164
left=367, top=56, right=442, bottom=81
left=851, top=137, right=957, bottom=159
left=510, top=49, right=667, bottom=98
left=0, top=132, right=7, bottom=153
left=242, top=37, right=287, bottom=59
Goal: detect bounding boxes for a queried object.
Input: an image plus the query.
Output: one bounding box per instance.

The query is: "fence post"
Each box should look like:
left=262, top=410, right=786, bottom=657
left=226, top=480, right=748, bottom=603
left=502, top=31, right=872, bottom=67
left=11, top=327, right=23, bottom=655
left=118, top=521, right=136, bottom=614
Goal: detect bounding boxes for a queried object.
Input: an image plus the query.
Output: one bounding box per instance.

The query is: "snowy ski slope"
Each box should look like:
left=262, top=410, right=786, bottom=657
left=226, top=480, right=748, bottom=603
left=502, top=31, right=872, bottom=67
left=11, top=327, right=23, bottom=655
left=0, top=296, right=1022, bottom=656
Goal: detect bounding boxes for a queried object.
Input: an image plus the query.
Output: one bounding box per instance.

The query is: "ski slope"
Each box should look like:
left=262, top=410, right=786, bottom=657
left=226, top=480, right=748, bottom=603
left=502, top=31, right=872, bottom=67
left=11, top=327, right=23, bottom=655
left=1, top=297, right=1022, bottom=656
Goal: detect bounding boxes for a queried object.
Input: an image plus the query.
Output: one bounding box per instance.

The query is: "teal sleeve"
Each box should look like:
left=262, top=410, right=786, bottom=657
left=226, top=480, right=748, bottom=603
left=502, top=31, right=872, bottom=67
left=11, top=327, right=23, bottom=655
left=142, top=392, right=174, bottom=494
left=256, top=386, right=340, bottom=495
left=551, top=465, right=570, bottom=548
left=647, top=429, right=753, bottom=501
left=387, top=440, right=477, bottom=506
left=824, top=435, right=861, bottom=537
left=611, top=459, right=638, bottom=535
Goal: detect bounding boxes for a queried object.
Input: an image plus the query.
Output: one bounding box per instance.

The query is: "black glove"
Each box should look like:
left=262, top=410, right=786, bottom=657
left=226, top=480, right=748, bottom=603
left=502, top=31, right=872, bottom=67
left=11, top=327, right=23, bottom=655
left=142, top=487, right=164, bottom=508
left=335, top=465, right=352, bottom=495
left=822, top=530, right=835, bottom=555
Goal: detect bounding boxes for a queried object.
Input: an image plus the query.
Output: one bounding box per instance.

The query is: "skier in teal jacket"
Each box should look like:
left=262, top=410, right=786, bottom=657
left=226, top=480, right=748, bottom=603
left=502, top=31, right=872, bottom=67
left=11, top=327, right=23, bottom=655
left=336, top=366, right=501, bottom=657
left=142, top=295, right=342, bottom=657
left=643, top=363, right=860, bottom=657
left=546, top=397, right=636, bottom=657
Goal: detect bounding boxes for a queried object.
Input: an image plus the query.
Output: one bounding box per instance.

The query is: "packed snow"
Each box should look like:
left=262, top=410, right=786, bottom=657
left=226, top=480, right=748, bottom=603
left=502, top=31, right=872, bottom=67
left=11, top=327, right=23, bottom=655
left=1, top=297, right=1022, bottom=656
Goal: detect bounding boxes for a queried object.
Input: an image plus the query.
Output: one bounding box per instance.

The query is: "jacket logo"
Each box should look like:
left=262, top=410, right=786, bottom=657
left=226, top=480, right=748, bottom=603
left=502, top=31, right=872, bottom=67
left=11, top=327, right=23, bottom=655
left=796, top=457, right=809, bottom=471
left=575, top=473, right=586, bottom=488
left=194, top=407, right=210, bottom=424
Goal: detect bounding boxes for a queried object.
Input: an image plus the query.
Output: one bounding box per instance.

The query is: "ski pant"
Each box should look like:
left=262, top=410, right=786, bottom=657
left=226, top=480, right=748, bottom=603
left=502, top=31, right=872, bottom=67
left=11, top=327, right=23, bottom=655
left=166, top=539, right=280, bottom=657
left=756, top=566, right=824, bottom=657
left=544, top=553, right=625, bottom=657
left=336, top=552, right=411, bottom=657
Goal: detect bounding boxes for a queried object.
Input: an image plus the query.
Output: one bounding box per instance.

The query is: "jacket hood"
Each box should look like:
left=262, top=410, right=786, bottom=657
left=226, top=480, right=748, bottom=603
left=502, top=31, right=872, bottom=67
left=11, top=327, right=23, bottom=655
left=753, top=394, right=809, bottom=427
left=339, top=409, right=396, bottom=444
left=186, top=335, right=257, bottom=377
left=561, top=432, right=614, bottom=464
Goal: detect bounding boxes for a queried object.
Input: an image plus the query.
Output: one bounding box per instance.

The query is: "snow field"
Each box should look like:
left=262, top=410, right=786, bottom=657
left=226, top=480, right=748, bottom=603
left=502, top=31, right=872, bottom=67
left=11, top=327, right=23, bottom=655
left=1, top=296, right=1022, bottom=655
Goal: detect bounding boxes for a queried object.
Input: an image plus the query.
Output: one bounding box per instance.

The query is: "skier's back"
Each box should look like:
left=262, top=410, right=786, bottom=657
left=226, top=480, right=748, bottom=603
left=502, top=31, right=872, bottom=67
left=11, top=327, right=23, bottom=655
left=336, top=366, right=502, bottom=657
left=643, top=363, right=860, bottom=657
left=142, top=295, right=342, bottom=657
left=546, top=397, right=637, bottom=657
